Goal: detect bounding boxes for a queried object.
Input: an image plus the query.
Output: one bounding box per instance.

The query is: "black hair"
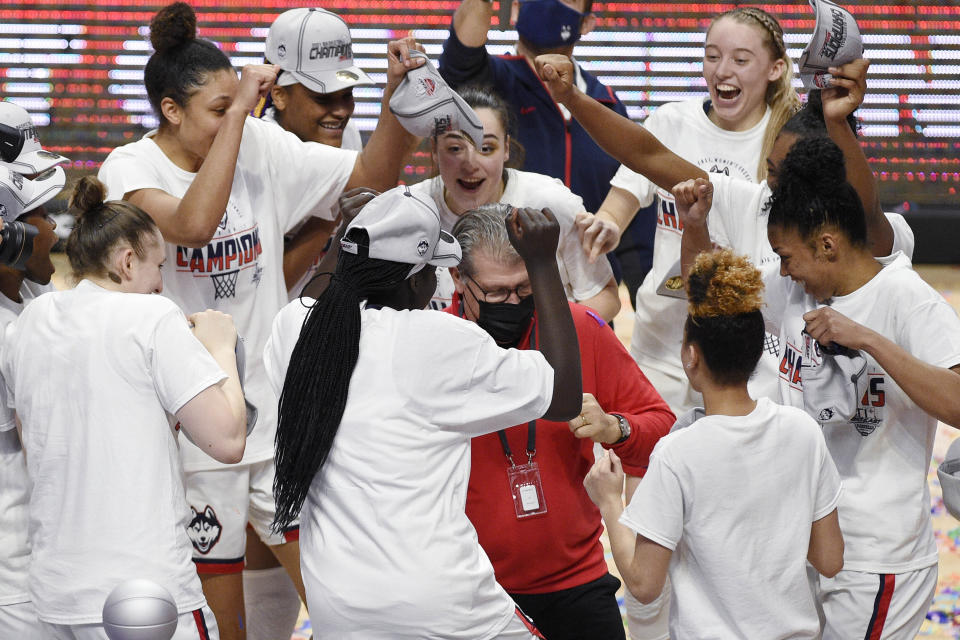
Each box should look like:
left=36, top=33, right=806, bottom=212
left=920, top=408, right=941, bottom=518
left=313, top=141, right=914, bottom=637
left=454, top=85, right=525, bottom=169
left=66, top=176, right=160, bottom=283
left=144, top=2, right=233, bottom=125
left=768, top=136, right=868, bottom=247
left=272, top=230, right=414, bottom=532
left=684, top=250, right=765, bottom=386
left=780, top=90, right=859, bottom=140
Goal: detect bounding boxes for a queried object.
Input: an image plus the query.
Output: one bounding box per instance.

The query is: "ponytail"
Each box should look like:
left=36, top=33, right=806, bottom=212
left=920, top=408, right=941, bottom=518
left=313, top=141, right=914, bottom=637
left=272, top=231, right=413, bottom=532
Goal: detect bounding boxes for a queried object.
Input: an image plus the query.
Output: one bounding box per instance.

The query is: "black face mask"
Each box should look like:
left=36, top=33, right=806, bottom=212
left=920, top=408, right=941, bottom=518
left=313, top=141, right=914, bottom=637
left=476, top=295, right=536, bottom=347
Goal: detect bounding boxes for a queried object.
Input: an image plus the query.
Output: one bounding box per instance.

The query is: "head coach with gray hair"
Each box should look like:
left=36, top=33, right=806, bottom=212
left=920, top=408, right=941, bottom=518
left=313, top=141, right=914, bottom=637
left=446, top=203, right=675, bottom=640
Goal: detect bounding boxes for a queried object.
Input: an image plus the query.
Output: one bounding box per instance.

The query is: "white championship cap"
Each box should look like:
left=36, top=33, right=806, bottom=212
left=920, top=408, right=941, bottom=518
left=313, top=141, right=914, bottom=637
left=341, top=185, right=461, bottom=276
left=0, top=167, right=66, bottom=222
left=0, top=101, right=70, bottom=175
left=938, top=437, right=960, bottom=521
left=265, top=8, right=374, bottom=95
left=798, top=0, right=864, bottom=89
left=388, top=51, right=485, bottom=148
left=801, top=342, right=871, bottom=430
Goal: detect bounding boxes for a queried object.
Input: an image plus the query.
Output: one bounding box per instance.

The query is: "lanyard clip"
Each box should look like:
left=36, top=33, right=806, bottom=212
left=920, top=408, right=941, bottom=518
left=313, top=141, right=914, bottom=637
left=526, top=449, right=535, bottom=464
left=506, top=454, right=517, bottom=468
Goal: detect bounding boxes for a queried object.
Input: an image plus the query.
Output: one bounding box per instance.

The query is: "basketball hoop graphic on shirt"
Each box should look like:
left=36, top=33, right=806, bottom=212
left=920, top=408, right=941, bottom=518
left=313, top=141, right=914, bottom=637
left=212, top=270, right=239, bottom=299
left=763, top=332, right=781, bottom=356
left=175, top=222, right=263, bottom=300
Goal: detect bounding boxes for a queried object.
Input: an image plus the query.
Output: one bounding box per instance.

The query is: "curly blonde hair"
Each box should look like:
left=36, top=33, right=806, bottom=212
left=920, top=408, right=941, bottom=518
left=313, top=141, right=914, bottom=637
left=687, top=249, right=764, bottom=318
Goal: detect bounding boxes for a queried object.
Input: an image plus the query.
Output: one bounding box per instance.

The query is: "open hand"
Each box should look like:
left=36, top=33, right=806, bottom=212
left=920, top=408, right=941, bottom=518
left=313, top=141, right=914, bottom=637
left=534, top=54, right=576, bottom=104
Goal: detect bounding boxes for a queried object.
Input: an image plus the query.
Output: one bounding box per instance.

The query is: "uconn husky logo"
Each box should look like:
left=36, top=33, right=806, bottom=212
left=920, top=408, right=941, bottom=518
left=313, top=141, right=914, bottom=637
left=187, top=505, right=222, bottom=554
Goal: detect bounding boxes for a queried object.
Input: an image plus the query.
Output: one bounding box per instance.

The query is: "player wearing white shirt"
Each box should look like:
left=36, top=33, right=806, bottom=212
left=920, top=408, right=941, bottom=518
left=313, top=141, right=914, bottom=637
left=0, top=167, right=62, bottom=640
left=678, top=136, right=960, bottom=638
left=0, top=176, right=247, bottom=639
left=412, top=86, right=618, bottom=319
left=265, top=187, right=583, bottom=639
left=258, top=8, right=375, bottom=303
left=584, top=249, right=843, bottom=640
left=585, top=8, right=798, bottom=414
left=246, top=10, right=379, bottom=636
left=97, top=4, right=424, bottom=634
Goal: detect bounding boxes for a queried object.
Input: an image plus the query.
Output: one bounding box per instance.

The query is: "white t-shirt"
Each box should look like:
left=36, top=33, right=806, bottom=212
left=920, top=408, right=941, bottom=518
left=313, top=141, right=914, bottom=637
left=621, top=398, right=842, bottom=639
left=98, top=116, right=358, bottom=470
left=264, top=301, right=554, bottom=639
left=261, top=107, right=366, bottom=301
left=762, top=252, right=960, bottom=573
left=409, top=169, right=614, bottom=310
left=0, top=282, right=50, bottom=607
left=0, top=281, right=226, bottom=623
left=611, top=99, right=768, bottom=383
left=706, top=176, right=916, bottom=402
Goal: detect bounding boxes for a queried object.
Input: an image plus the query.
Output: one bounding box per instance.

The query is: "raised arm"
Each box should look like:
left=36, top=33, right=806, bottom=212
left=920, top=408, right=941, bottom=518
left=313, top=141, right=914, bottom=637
left=821, top=59, right=893, bottom=256
left=584, top=450, right=672, bottom=603
left=507, top=207, right=582, bottom=421
left=453, top=0, right=495, bottom=47
left=536, top=55, right=706, bottom=191
left=128, top=64, right=278, bottom=248
left=345, top=37, right=424, bottom=192
left=673, top=178, right=715, bottom=282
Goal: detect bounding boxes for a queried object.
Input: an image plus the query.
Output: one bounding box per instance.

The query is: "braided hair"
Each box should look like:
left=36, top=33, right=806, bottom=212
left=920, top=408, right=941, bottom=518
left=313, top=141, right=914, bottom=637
left=709, top=7, right=801, bottom=181
left=768, top=136, right=867, bottom=248
left=684, top=249, right=765, bottom=386
left=272, top=229, right=414, bottom=532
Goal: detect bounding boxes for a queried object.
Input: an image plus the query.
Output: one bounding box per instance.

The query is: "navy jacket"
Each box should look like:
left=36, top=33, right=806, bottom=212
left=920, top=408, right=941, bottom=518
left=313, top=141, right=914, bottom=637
left=439, top=27, right=654, bottom=276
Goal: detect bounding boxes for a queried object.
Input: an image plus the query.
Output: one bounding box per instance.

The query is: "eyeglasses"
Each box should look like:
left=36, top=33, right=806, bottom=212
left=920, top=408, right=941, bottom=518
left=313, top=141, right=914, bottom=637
left=464, top=273, right=533, bottom=304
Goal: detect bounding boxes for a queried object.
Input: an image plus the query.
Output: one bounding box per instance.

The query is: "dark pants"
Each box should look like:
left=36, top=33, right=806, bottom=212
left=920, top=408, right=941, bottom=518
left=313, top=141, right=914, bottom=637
left=510, top=573, right=626, bottom=640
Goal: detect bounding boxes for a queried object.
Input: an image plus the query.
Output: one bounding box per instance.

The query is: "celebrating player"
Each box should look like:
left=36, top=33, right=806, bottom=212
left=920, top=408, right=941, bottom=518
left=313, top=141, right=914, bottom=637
left=265, top=188, right=582, bottom=639
left=97, top=3, right=423, bottom=635
left=584, top=248, right=844, bottom=639
left=677, top=138, right=960, bottom=638
left=1, top=176, right=246, bottom=639
left=408, top=86, right=620, bottom=320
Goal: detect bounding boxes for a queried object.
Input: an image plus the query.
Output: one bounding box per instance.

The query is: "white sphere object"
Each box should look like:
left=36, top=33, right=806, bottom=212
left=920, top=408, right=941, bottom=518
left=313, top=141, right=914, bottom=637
left=102, top=579, right=179, bottom=640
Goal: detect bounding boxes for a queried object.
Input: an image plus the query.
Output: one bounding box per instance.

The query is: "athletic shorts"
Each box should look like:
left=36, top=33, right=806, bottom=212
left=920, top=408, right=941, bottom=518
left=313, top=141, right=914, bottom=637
left=184, top=459, right=299, bottom=574
left=40, top=604, right=218, bottom=640
left=624, top=575, right=671, bottom=640
left=817, top=566, right=937, bottom=640
left=0, top=601, right=43, bottom=639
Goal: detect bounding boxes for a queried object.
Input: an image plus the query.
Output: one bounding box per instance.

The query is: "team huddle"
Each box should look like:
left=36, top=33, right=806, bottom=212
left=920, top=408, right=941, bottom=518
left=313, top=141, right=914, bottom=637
left=0, top=1, right=957, bottom=639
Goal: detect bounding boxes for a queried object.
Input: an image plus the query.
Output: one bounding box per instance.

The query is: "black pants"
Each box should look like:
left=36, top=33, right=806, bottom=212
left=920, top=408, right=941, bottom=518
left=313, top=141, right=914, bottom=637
left=510, top=573, right=626, bottom=640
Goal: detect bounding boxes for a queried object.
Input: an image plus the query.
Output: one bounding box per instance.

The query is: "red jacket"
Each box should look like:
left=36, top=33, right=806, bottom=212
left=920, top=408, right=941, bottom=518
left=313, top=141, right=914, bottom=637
left=446, top=299, right=675, bottom=594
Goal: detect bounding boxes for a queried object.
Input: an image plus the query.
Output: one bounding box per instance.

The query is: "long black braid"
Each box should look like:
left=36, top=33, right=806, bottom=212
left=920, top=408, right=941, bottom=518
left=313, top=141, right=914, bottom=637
left=273, top=230, right=413, bottom=532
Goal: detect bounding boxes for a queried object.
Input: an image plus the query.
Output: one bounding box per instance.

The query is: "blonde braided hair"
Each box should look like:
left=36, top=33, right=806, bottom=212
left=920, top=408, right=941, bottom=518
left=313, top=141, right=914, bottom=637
left=709, top=7, right=801, bottom=181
